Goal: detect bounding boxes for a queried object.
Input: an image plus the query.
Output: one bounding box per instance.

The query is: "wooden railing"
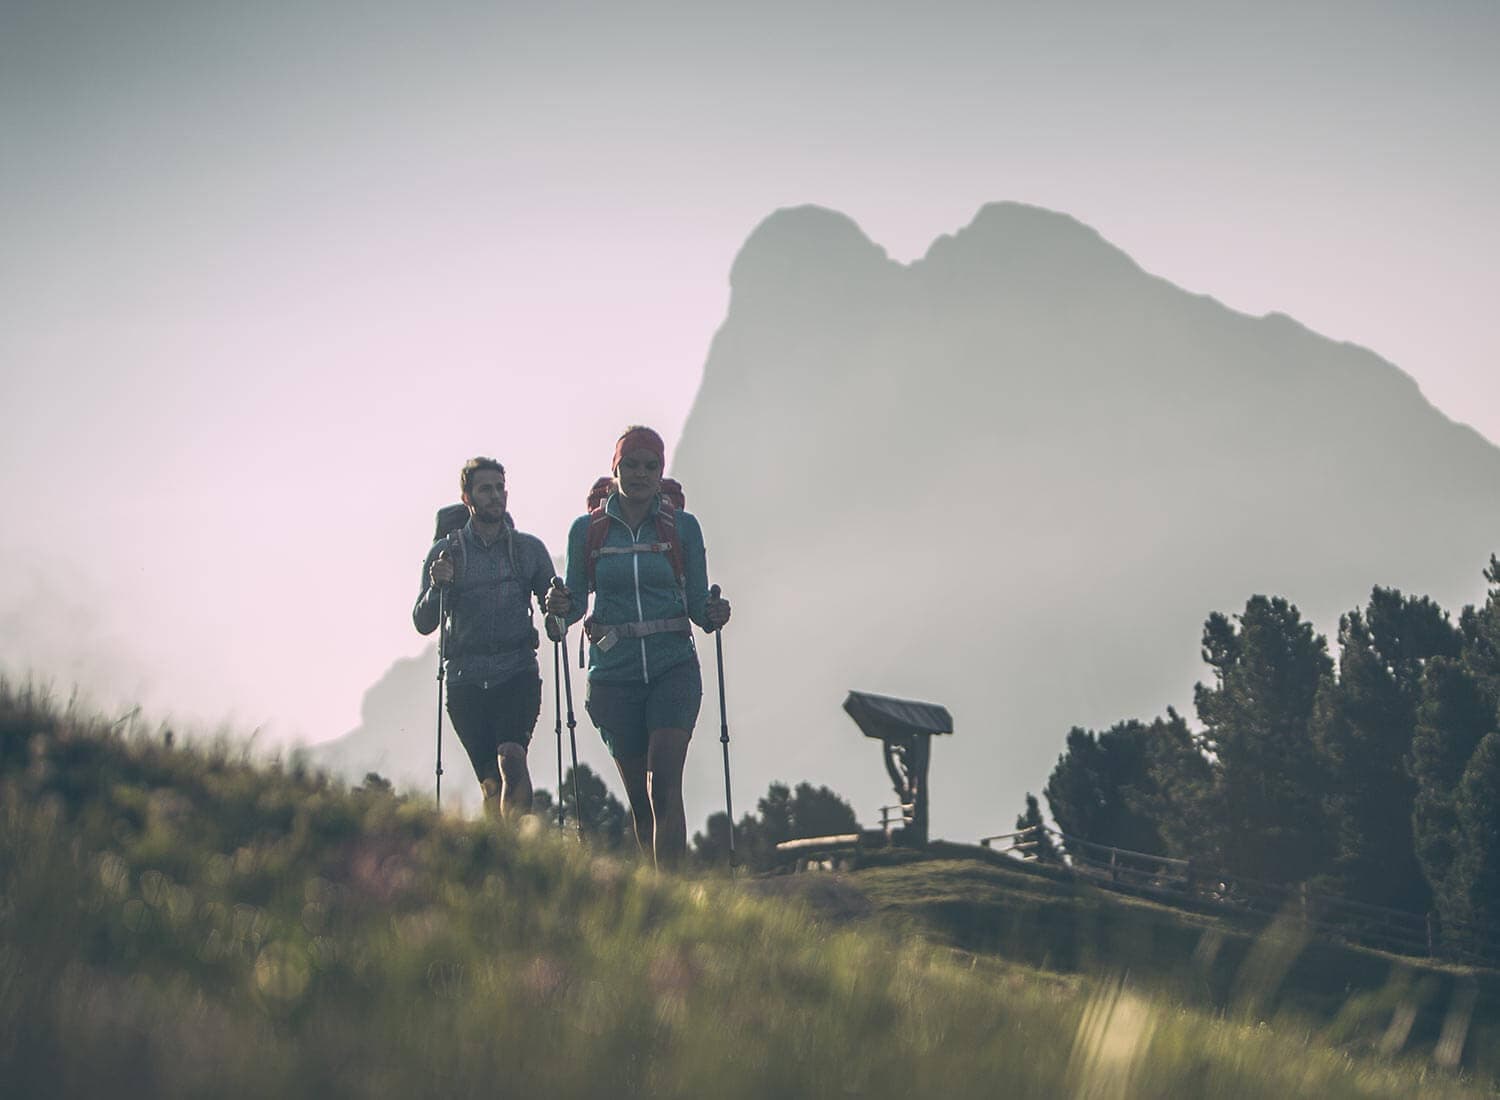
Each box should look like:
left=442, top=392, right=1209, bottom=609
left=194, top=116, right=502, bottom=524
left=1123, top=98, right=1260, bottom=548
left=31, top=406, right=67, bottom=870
left=981, top=824, right=1500, bottom=969
left=878, top=803, right=913, bottom=837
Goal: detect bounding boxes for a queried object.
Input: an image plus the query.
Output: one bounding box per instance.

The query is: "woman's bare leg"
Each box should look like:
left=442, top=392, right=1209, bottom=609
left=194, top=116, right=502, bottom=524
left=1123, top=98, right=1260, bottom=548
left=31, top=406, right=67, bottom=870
left=613, top=753, right=653, bottom=855
left=646, top=728, right=691, bottom=870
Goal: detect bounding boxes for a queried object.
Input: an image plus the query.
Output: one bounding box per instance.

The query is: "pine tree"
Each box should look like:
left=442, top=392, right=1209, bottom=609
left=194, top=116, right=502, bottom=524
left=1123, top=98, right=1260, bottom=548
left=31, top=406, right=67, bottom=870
left=690, top=810, right=738, bottom=862
left=1459, top=555, right=1500, bottom=706
left=1043, top=725, right=1116, bottom=846
left=1450, top=732, right=1500, bottom=949
left=1411, top=657, right=1495, bottom=932
left=757, top=782, right=794, bottom=846
left=561, top=764, right=629, bottom=847
left=691, top=780, right=860, bottom=869
left=1193, top=596, right=1334, bottom=884
left=789, top=782, right=859, bottom=838
left=1042, top=710, right=1211, bottom=860
left=1133, top=708, right=1218, bottom=865
left=1314, top=590, right=1460, bottom=909
left=531, top=788, right=557, bottom=822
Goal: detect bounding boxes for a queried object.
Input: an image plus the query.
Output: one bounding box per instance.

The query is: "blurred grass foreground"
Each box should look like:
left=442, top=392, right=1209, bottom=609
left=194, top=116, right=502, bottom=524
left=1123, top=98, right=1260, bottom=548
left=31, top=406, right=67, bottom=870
left=1, top=679, right=1494, bottom=1099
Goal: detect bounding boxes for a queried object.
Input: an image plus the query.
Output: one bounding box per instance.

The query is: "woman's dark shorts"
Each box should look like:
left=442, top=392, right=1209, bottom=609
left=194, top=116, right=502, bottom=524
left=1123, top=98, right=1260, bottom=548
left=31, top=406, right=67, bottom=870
left=585, top=658, right=703, bottom=760
left=445, top=672, right=542, bottom=784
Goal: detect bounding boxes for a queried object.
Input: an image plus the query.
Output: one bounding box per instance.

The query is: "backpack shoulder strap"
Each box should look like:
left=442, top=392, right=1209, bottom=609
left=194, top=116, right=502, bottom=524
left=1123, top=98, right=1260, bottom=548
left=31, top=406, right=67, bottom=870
left=583, top=477, right=615, bottom=593
left=583, top=482, right=686, bottom=592
left=654, top=496, right=686, bottom=586
left=584, top=506, right=611, bottom=592
left=447, top=529, right=467, bottom=588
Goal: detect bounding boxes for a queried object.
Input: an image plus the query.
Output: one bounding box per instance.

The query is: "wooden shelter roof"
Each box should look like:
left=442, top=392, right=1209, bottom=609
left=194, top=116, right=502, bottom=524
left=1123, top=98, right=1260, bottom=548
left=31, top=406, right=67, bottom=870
left=842, top=690, right=954, bottom=740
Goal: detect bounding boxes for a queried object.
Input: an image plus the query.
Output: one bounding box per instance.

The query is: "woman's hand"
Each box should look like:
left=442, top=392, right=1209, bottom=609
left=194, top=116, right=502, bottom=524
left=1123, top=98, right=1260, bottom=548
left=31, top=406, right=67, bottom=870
left=706, top=586, right=731, bottom=629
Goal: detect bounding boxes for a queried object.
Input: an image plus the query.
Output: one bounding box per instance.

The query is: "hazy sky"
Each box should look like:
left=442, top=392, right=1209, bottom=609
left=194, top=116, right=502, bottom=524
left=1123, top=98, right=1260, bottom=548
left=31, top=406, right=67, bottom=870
left=3, top=3, right=1497, bottom=761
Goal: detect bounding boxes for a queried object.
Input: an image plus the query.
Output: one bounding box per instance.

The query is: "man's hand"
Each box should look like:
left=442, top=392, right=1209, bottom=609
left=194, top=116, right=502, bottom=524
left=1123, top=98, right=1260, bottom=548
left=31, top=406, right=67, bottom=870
left=430, top=545, right=455, bottom=588
left=706, top=586, right=731, bottom=629
left=544, top=577, right=572, bottom=617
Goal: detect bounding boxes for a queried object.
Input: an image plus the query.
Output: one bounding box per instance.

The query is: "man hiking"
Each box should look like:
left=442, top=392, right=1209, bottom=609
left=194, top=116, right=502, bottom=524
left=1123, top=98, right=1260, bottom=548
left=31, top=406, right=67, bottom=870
left=414, top=457, right=555, bottom=819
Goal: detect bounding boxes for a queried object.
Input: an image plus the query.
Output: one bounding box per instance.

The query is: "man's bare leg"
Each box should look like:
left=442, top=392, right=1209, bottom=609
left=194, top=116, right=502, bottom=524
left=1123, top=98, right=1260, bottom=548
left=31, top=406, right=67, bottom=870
left=498, top=743, right=533, bottom=818
left=480, top=776, right=504, bottom=821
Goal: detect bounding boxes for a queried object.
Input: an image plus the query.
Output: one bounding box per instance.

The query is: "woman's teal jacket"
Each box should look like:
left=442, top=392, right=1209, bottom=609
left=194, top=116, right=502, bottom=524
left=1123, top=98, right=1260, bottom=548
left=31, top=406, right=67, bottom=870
left=562, top=492, right=713, bottom=683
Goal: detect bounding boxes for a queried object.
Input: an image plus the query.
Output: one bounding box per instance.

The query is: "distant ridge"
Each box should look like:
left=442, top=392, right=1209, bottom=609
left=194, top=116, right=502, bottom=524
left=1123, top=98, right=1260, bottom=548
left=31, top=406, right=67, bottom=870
left=917, top=201, right=1146, bottom=288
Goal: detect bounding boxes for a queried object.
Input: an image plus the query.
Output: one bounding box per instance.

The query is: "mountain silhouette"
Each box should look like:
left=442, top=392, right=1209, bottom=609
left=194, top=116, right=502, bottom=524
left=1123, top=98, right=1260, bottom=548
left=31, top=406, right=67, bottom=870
left=318, top=202, right=1500, bottom=840
left=666, top=201, right=1500, bottom=841
left=308, top=645, right=478, bottom=808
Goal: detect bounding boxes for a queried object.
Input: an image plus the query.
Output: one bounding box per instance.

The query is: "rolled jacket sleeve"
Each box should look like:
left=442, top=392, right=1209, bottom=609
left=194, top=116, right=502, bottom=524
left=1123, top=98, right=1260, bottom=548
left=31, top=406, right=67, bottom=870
left=522, top=533, right=556, bottom=605
left=561, top=515, right=591, bottom=627
left=679, top=512, right=712, bottom=631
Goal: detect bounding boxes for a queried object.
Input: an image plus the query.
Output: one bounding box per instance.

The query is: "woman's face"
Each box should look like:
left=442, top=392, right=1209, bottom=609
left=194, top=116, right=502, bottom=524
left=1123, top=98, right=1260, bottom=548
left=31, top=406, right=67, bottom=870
left=616, top=447, right=664, bottom=500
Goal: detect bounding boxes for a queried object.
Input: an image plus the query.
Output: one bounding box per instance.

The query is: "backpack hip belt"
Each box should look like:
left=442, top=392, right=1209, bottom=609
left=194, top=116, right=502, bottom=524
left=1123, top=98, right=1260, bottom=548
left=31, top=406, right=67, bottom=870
left=593, top=541, right=674, bottom=559
left=585, top=615, right=691, bottom=652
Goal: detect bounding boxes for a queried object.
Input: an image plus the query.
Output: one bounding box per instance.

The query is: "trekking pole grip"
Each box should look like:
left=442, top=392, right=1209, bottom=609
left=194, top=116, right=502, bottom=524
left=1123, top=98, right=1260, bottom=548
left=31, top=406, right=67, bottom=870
left=545, top=576, right=567, bottom=643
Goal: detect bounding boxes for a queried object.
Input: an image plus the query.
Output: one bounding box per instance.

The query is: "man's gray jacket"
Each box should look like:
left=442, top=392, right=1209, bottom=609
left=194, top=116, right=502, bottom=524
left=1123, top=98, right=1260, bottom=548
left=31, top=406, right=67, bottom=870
left=413, top=516, right=555, bottom=688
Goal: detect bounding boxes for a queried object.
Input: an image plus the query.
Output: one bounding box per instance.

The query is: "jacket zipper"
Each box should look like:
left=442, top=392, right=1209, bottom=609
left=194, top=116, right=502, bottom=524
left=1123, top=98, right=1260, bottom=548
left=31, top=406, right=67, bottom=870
left=609, top=510, right=654, bottom=684
left=630, top=520, right=649, bottom=682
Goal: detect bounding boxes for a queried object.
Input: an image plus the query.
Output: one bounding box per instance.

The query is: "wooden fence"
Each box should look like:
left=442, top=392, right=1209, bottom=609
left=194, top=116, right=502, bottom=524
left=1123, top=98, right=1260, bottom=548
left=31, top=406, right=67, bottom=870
left=980, top=825, right=1500, bottom=969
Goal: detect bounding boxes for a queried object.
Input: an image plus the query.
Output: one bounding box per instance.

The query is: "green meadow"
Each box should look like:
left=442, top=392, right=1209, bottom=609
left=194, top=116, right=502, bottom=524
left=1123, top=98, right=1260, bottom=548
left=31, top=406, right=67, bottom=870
left=2, top=681, right=1494, bottom=1098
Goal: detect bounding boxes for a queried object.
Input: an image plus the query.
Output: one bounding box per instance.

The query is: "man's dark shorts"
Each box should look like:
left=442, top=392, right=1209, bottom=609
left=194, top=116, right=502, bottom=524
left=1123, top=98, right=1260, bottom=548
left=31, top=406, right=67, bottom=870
left=585, top=658, right=702, bottom=760
left=445, top=672, right=541, bottom=784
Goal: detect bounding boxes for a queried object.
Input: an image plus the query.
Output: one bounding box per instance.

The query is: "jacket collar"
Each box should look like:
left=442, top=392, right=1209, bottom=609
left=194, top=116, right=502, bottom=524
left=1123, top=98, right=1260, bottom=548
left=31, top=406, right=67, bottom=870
left=464, top=512, right=514, bottom=548
left=603, top=492, right=660, bottom=522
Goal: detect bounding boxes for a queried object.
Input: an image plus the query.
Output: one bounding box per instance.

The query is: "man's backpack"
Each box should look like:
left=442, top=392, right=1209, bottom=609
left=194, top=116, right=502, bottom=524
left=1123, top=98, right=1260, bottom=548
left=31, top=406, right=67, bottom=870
left=583, top=477, right=686, bottom=592
left=429, top=505, right=520, bottom=584
left=433, top=504, right=469, bottom=542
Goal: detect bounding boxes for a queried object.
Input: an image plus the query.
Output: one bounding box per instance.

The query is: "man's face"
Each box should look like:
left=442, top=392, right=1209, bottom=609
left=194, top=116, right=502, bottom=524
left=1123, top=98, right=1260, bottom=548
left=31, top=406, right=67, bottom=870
left=463, top=469, right=508, bottom=523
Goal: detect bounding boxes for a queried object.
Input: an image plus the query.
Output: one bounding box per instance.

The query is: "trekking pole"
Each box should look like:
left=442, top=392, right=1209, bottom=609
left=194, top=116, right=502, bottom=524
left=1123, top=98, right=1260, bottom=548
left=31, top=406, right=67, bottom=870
left=710, top=584, right=737, bottom=866
left=434, top=585, right=447, bottom=809
left=553, top=635, right=565, bottom=828
left=551, top=577, right=583, bottom=840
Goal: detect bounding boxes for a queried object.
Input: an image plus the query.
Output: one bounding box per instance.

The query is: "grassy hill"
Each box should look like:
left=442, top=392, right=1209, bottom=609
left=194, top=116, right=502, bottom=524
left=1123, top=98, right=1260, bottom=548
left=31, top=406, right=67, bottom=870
left=2, top=680, right=1495, bottom=1099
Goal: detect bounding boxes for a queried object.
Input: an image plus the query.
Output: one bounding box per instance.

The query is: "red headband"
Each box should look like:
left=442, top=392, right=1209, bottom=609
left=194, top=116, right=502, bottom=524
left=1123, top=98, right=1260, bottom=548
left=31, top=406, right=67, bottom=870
left=612, top=427, right=665, bottom=471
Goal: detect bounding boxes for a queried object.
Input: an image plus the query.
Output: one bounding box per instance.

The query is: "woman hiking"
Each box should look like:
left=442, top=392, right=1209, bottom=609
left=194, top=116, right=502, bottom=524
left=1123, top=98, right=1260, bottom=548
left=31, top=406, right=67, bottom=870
left=545, top=426, right=730, bottom=869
